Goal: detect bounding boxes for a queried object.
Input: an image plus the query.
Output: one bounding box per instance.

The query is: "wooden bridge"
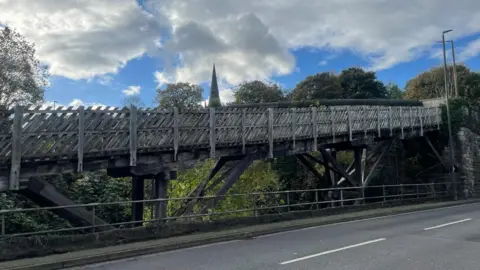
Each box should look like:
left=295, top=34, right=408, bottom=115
left=0, top=102, right=441, bottom=191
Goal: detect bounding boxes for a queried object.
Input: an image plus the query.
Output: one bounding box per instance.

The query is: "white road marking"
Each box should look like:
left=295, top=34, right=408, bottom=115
left=257, top=202, right=480, bottom=239
left=280, top=238, right=386, bottom=265
left=423, top=218, right=472, bottom=231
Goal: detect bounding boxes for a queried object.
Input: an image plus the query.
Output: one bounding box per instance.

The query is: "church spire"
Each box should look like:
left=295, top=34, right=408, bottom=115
left=208, top=63, right=221, bottom=107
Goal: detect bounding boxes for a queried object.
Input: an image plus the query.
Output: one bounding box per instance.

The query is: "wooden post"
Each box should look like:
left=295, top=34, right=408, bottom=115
left=154, top=172, right=169, bottom=221
left=173, top=107, right=179, bottom=160
left=268, top=108, right=274, bottom=158
left=241, top=108, right=246, bottom=154
left=77, top=106, right=85, bottom=172
left=400, top=107, right=404, bottom=139
left=129, top=106, right=138, bottom=167
left=377, top=106, right=381, bottom=137
left=9, top=106, right=23, bottom=190
left=311, top=107, right=317, bottom=151
left=420, top=108, right=424, bottom=136
left=330, top=107, right=336, bottom=142
left=389, top=106, right=393, bottom=136
left=131, top=176, right=145, bottom=227
left=363, top=106, right=367, bottom=137
left=409, top=107, right=413, bottom=130
left=347, top=107, right=352, bottom=141
left=291, top=108, right=296, bottom=149
left=210, top=108, right=216, bottom=158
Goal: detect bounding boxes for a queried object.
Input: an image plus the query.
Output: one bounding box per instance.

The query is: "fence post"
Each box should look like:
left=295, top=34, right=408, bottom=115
left=251, top=194, right=258, bottom=217
left=210, top=108, right=216, bottom=158
left=361, top=187, right=366, bottom=204
left=432, top=183, right=436, bottom=199
left=92, top=205, right=96, bottom=233
left=129, top=106, right=138, bottom=166
left=10, top=105, right=23, bottom=190
left=340, top=189, right=344, bottom=207
left=400, top=184, right=404, bottom=200
left=416, top=185, right=420, bottom=199
left=315, top=190, right=319, bottom=210
left=382, top=185, right=386, bottom=203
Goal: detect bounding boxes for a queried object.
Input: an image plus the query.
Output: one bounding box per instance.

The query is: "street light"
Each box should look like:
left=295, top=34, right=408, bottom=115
left=436, top=39, right=458, bottom=97
left=442, top=29, right=457, bottom=200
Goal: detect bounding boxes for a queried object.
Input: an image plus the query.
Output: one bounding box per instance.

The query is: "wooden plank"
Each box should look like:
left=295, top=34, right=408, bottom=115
left=210, top=108, right=216, bottom=158
left=173, top=107, right=179, bottom=160
left=420, top=107, right=424, bottom=136
left=9, top=106, right=23, bottom=190
left=389, top=106, right=393, bottom=136
left=311, top=107, right=317, bottom=151
left=291, top=108, right=296, bottom=149
left=347, top=106, right=352, bottom=141
left=377, top=106, right=381, bottom=137
left=330, top=107, right=336, bottom=142
left=77, top=106, right=85, bottom=172
left=268, top=108, right=274, bottom=158
left=241, top=108, right=246, bottom=154
left=400, top=107, right=404, bottom=139
left=129, top=106, right=138, bottom=166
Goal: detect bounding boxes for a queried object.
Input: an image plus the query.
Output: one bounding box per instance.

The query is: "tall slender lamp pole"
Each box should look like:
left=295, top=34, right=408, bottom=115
left=442, top=29, right=457, bottom=200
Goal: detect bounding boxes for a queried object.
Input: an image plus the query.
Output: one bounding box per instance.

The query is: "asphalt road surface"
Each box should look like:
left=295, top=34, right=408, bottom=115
left=72, top=202, right=480, bottom=270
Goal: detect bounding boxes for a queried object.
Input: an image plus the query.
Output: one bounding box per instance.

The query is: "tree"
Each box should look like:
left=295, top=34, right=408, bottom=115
left=156, top=82, right=203, bottom=109
left=234, top=81, right=285, bottom=104
left=123, top=95, right=145, bottom=107
left=290, top=72, right=343, bottom=101
left=403, top=65, right=480, bottom=100
left=0, top=27, right=48, bottom=107
left=339, top=67, right=387, bottom=99
left=386, top=83, right=404, bottom=100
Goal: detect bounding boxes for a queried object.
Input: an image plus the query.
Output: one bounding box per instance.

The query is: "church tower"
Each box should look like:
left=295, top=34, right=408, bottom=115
left=208, top=64, right=221, bottom=107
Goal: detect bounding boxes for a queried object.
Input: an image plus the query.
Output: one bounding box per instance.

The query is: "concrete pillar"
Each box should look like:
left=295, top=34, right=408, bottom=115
left=131, top=176, right=145, bottom=227
left=154, top=172, right=169, bottom=221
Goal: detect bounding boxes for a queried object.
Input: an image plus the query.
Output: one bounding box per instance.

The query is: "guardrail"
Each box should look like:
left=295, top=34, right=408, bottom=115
left=0, top=182, right=454, bottom=238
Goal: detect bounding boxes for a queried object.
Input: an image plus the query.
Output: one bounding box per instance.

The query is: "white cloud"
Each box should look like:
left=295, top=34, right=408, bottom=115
left=155, top=71, right=176, bottom=87
left=122, top=85, right=141, bottom=96
left=318, top=60, right=328, bottom=67
left=69, top=99, right=84, bottom=107
left=150, top=0, right=480, bottom=84
left=459, top=38, right=480, bottom=62
left=0, top=0, right=166, bottom=80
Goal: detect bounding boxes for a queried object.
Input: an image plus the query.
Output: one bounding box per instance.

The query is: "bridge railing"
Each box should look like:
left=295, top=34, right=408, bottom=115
left=0, top=182, right=453, bottom=238
left=0, top=105, right=440, bottom=164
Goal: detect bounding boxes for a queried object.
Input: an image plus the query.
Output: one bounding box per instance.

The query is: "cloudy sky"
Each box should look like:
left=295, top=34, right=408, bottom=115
left=1, top=0, right=480, bottom=107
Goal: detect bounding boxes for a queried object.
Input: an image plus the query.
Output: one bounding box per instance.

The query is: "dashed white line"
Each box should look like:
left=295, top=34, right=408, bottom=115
left=423, top=218, right=472, bottom=231
left=280, top=238, right=386, bottom=265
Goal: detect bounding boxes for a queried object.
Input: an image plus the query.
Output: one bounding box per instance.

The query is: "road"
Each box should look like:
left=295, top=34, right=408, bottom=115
left=72, top=202, right=480, bottom=270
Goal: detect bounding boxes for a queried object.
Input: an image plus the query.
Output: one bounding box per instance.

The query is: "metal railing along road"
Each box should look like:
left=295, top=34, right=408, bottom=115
left=0, top=183, right=454, bottom=238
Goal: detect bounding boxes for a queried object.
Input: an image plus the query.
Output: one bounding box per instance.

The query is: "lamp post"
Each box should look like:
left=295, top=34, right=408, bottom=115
left=449, top=40, right=459, bottom=97
left=442, top=29, right=457, bottom=200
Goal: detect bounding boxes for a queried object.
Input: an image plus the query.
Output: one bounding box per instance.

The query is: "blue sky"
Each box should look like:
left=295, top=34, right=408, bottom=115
left=46, top=33, right=480, bottom=108
left=2, top=0, right=480, bottom=108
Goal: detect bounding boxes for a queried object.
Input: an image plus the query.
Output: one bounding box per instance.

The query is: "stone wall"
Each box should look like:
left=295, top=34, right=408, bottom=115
left=455, top=127, right=480, bottom=197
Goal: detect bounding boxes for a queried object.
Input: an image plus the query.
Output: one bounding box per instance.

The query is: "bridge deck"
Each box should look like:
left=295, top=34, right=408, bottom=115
left=0, top=105, right=441, bottom=191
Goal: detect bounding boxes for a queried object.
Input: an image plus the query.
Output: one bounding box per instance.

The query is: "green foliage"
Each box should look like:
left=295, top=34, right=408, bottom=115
left=404, top=65, right=480, bottom=100
left=156, top=82, right=204, bottom=109
left=386, top=83, right=404, bottom=100
left=339, top=67, right=387, bottom=99
left=234, top=81, right=285, bottom=104
left=291, top=72, right=343, bottom=100
left=0, top=27, right=48, bottom=107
